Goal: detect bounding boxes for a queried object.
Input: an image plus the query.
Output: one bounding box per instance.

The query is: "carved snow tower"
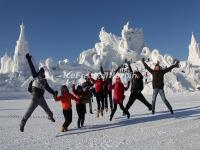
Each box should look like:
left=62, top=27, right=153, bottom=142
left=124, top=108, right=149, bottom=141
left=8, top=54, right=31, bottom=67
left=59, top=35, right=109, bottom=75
left=13, top=22, right=30, bottom=75
left=188, top=32, right=200, bottom=66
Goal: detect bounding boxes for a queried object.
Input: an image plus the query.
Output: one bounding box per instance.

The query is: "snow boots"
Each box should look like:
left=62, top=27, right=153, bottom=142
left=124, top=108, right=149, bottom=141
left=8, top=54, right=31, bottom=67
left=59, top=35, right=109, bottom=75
left=61, top=127, right=68, bottom=132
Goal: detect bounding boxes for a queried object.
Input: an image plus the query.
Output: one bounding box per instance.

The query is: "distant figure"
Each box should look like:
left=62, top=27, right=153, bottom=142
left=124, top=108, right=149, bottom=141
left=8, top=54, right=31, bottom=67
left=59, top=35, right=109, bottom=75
left=82, top=76, right=94, bottom=114
left=100, top=65, right=121, bottom=112
left=20, top=53, right=57, bottom=132
left=142, top=58, right=179, bottom=114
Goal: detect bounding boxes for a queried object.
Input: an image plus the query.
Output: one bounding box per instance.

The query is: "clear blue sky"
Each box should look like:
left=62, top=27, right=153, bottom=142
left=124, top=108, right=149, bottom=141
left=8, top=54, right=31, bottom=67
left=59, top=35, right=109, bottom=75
left=0, top=0, right=200, bottom=62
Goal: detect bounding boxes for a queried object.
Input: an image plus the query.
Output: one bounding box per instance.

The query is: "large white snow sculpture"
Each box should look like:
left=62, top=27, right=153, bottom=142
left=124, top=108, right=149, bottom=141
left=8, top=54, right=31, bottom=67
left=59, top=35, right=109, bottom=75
left=188, top=33, right=200, bottom=66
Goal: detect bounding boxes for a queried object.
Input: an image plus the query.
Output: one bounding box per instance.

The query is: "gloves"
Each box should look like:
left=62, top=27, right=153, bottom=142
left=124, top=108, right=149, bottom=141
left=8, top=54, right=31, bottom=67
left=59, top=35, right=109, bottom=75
left=141, top=58, right=145, bottom=62
left=175, top=60, right=180, bottom=68
left=25, top=53, right=32, bottom=60
left=54, top=91, right=58, bottom=97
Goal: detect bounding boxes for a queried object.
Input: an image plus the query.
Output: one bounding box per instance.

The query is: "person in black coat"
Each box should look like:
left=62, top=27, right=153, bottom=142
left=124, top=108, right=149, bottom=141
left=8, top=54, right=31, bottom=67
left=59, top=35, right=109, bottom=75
left=142, top=58, right=179, bottom=114
left=125, top=61, right=152, bottom=114
left=82, top=76, right=94, bottom=114
left=20, top=53, right=57, bottom=132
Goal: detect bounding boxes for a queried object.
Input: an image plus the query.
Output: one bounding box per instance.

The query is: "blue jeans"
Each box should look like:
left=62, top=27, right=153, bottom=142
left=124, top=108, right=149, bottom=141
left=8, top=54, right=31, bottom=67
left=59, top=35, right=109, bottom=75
left=152, top=89, right=173, bottom=113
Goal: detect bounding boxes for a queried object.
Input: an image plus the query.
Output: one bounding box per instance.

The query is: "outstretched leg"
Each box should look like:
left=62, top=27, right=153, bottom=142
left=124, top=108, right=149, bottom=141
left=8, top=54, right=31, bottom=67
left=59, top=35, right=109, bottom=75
left=108, top=91, right=113, bottom=110
left=152, top=89, right=159, bottom=114
left=159, top=89, right=173, bottom=114
left=20, top=98, right=38, bottom=132
left=119, top=103, right=130, bottom=119
left=110, top=103, right=117, bottom=121
left=39, top=97, right=54, bottom=122
left=125, top=93, right=136, bottom=110
left=137, top=93, right=152, bottom=111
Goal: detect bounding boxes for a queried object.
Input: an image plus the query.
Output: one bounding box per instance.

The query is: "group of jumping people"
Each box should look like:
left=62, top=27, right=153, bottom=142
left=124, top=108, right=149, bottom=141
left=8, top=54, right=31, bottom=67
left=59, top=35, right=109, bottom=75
left=20, top=53, right=179, bottom=132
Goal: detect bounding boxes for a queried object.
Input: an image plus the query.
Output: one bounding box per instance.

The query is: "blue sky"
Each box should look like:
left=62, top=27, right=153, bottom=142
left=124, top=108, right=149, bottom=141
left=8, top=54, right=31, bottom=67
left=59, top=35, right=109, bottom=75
left=0, top=0, right=200, bottom=62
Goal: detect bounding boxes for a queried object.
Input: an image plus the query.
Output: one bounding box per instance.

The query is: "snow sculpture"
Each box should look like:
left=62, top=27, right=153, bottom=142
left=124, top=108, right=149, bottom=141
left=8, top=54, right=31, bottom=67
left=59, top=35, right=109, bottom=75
left=188, top=33, right=200, bottom=66
left=0, top=52, right=13, bottom=73
left=78, top=22, right=145, bottom=71
left=13, top=22, right=30, bottom=75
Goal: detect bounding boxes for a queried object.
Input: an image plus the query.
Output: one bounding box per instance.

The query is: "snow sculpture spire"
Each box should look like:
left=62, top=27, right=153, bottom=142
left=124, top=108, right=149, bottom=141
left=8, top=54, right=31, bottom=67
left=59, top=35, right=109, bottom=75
left=13, top=21, right=30, bottom=75
left=191, top=32, right=197, bottom=45
left=188, top=32, right=200, bottom=66
left=18, top=21, right=26, bottom=42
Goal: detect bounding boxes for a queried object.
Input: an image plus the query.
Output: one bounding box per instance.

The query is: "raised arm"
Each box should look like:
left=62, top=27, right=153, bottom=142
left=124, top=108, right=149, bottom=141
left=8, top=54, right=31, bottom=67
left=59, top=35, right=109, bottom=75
left=89, top=73, right=96, bottom=84
left=113, top=65, right=122, bottom=75
left=45, top=81, right=56, bottom=96
left=100, top=66, right=104, bottom=74
left=72, top=84, right=77, bottom=95
left=127, top=62, right=133, bottom=74
left=142, top=58, right=153, bottom=74
left=25, top=53, right=37, bottom=78
left=163, top=61, right=179, bottom=74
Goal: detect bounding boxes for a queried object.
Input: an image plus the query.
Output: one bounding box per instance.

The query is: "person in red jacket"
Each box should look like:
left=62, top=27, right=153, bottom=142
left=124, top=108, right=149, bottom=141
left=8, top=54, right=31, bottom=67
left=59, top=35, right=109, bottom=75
left=110, top=76, right=130, bottom=121
left=89, top=73, right=104, bottom=117
left=54, top=85, right=79, bottom=132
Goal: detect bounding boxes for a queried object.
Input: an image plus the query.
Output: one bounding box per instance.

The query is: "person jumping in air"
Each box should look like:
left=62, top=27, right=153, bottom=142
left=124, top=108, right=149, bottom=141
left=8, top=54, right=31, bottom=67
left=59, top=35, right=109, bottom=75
left=82, top=76, right=94, bottom=114
left=54, top=85, right=79, bottom=132
left=72, top=83, right=89, bottom=128
left=110, top=76, right=130, bottom=121
left=124, top=61, right=152, bottom=114
left=142, top=58, right=179, bottom=114
left=20, top=53, right=57, bottom=132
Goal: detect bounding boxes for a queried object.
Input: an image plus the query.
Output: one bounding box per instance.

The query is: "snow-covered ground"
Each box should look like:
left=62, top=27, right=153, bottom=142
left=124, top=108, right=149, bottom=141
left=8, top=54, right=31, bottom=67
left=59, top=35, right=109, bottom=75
left=1, top=92, right=200, bottom=150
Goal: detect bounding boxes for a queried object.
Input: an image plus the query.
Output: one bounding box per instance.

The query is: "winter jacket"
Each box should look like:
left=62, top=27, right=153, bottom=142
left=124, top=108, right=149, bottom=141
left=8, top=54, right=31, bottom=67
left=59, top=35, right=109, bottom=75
left=82, top=80, right=93, bottom=98
left=72, top=84, right=91, bottom=104
left=26, top=56, right=56, bottom=97
left=113, top=77, right=130, bottom=104
left=89, top=74, right=103, bottom=93
left=127, top=63, right=144, bottom=93
left=54, top=93, right=79, bottom=110
left=143, top=62, right=178, bottom=89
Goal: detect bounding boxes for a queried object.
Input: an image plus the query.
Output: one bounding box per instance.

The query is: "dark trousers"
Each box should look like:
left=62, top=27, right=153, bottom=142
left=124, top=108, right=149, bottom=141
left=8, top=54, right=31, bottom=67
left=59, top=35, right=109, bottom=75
left=105, top=91, right=113, bottom=109
left=96, top=92, right=104, bottom=111
left=110, top=102, right=129, bottom=120
left=21, top=96, right=53, bottom=127
left=76, top=104, right=86, bottom=127
left=62, top=109, right=72, bottom=129
left=126, top=92, right=152, bottom=110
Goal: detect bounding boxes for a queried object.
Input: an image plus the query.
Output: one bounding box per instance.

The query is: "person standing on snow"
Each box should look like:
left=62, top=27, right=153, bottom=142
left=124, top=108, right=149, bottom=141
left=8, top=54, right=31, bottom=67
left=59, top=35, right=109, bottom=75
left=54, top=85, right=79, bottom=132
left=89, top=73, right=104, bottom=117
left=100, top=65, right=121, bottom=112
left=110, top=76, right=130, bottom=121
left=142, top=58, right=179, bottom=114
left=72, top=83, right=89, bottom=128
left=82, top=76, right=94, bottom=114
left=20, top=53, right=58, bottom=132
left=124, top=61, right=152, bottom=114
